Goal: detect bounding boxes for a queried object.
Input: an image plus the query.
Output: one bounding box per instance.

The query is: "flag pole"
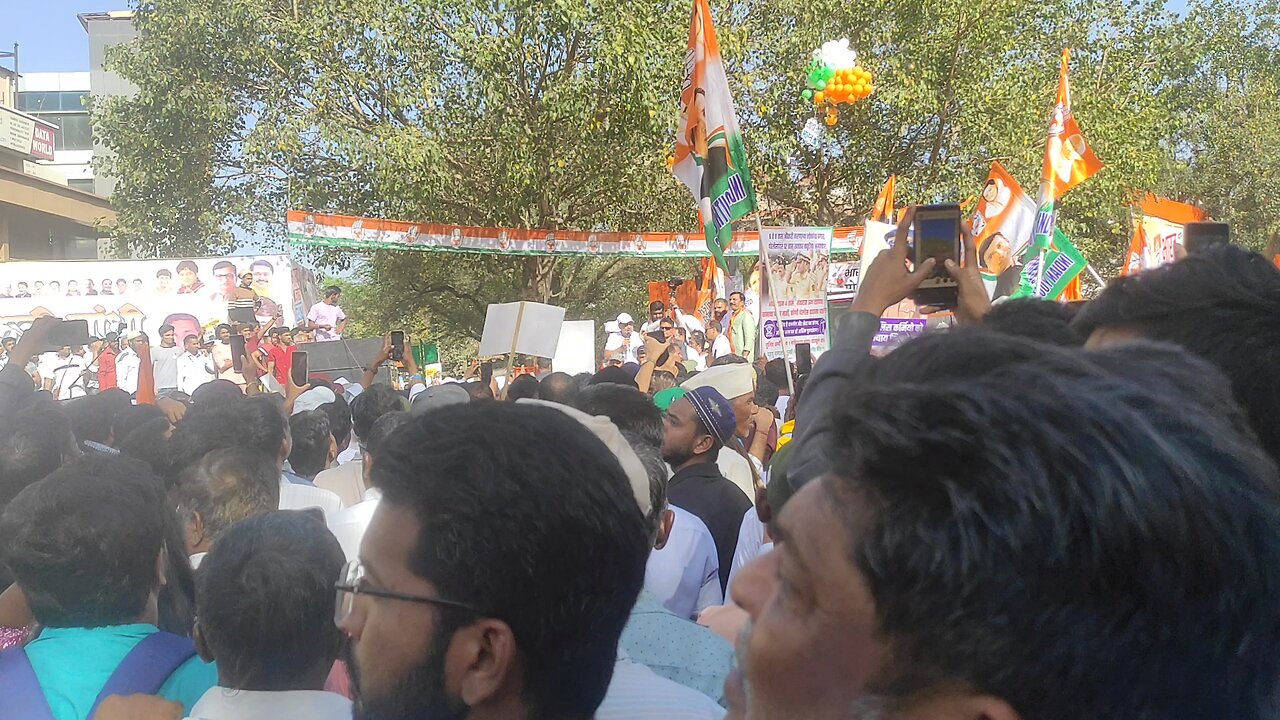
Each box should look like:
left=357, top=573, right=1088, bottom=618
left=1085, top=263, right=1106, bottom=287
left=756, top=216, right=796, bottom=396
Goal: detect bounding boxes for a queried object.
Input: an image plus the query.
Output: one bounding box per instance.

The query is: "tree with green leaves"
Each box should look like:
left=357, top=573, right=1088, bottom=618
left=97, top=0, right=1280, bottom=350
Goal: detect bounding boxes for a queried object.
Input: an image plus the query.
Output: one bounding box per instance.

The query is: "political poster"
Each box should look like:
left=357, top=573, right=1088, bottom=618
left=758, top=226, right=832, bottom=360
left=0, top=255, right=308, bottom=345
left=1121, top=195, right=1208, bottom=275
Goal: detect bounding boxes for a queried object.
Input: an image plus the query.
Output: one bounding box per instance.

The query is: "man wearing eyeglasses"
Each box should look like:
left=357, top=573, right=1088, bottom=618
left=335, top=401, right=654, bottom=719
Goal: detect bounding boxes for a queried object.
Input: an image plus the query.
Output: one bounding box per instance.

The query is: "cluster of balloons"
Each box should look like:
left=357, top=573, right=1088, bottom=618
left=800, top=39, right=875, bottom=126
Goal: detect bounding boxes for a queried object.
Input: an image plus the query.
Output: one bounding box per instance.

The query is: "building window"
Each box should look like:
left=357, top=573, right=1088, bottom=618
left=38, top=114, right=94, bottom=152
left=68, top=178, right=95, bottom=193
left=16, top=91, right=88, bottom=113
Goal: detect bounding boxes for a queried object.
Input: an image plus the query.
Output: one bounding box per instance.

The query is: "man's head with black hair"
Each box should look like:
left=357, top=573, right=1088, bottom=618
left=191, top=379, right=243, bottom=409
left=164, top=407, right=244, bottom=486
left=538, top=372, right=578, bottom=405
left=342, top=402, right=649, bottom=720
left=732, top=332, right=1280, bottom=720
left=351, top=384, right=405, bottom=442
left=172, top=447, right=282, bottom=556
left=573, top=382, right=664, bottom=449
left=1072, top=245, right=1280, bottom=464
left=982, top=297, right=1084, bottom=346
left=361, top=411, right=412, bottom=490
left=319, top=394, right=353, bottom=453
left=118, top=417, right=175, bottom=478
left=754, top=377, right=780, bottom=410
left=505, top=373, right=540, bottom=402
left=287, top=410, right=333, bottom=480
left=0, top=403, right=78, bottom=513
left=232, top=396, right=291, bottom=471
left=195, top=511, right=344, bottom=691
left=0, top=455, right=170, bottom=628
left=764, top=358, right=791, bottom=392
left=463, top=381, right=494, bottom=401
left=66, top=390, right=133, bottom=445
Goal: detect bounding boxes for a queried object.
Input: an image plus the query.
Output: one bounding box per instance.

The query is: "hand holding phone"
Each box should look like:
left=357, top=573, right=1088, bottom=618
left=390, top=331, right=405, bottom=362
left=911, top=204, right=962, bottom=309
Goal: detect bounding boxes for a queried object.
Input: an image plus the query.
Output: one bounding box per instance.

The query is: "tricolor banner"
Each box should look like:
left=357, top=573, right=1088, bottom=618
left=673, top=0, right=758, bottom=270
left=285, top=211, right=865, bottom=256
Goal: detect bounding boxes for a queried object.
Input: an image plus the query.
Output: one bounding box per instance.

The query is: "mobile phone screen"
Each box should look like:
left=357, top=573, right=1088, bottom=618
left=390, top=331, right=405, bottom=361
left=917, top=217, right=959, bottom=265
left=291, top=351, right=308, bottom=387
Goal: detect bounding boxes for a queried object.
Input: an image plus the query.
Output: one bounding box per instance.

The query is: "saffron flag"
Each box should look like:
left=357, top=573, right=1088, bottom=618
left=674, top=0, right=758, bottom=271
left=1031, top=49, right=1103, bottom=292
left=972, top=161, right=1035, bottom=299
left=871, top=175, right=896, bottom=223
left=1121, top=195, right=1207, bottom=275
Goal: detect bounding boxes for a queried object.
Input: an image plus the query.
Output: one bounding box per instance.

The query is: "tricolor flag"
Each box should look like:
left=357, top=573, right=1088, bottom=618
left=871, top=175, right=896, bottom=223
left=1031, top=49, right=1103, bottom=292
left=674, top=0, right=757, bottom=271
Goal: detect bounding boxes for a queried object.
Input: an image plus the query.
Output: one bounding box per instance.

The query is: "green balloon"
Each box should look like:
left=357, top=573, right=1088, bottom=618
left=816, top=80, right=827, bottom=90
left=823, top=66, right=836, bottom=80
left=802, top=89, right=813, bottom=100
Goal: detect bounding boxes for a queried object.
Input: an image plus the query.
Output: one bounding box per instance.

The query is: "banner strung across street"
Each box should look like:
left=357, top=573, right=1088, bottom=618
left=286, top=210, right=865, bottom=257
left=0, top=256, right=314, bottom=344
left=758, top=226, right=832, bottom=360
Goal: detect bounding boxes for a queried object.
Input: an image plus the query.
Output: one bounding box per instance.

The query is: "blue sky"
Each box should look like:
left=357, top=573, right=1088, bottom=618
left=12, top=0, right=1193, bottom=73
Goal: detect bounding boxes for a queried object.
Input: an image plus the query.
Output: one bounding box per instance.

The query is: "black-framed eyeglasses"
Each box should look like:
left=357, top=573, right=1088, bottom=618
left=334, top=559, right=478, bottom=625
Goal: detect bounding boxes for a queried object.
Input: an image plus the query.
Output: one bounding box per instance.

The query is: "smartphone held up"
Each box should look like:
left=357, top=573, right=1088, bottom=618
left=911, top=204, right=963, bottom=309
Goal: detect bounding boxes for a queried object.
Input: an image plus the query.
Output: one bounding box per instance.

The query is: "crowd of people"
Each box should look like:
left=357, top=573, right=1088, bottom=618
left=0, top=208, right=1279, bottom=720
left=603, top=291, right=758, bottom=372
left=0, top=285, right=349, bottom=401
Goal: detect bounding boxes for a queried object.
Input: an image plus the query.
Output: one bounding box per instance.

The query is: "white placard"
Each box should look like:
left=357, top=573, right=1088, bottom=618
left=478, top=301, right=566, bottom=359
left=552, top=320, right=596, bottom=375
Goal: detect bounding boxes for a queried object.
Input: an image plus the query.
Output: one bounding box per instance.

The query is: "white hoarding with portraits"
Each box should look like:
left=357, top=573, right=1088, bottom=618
left=0, top=255, right=308, bottom=345
left=758, top=226, right=832, bottom=360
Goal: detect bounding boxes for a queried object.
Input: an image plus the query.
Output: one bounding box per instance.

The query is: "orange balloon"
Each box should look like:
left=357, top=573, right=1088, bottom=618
left=814, top=91, right=825, bottom=104
left=824, top=115, right=838, bottom=126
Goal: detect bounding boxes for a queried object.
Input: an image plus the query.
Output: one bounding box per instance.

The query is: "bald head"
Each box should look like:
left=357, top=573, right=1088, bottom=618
left=539, top=372, right=578, bottom=405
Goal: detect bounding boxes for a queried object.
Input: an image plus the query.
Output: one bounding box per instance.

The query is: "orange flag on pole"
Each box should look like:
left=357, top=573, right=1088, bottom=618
left=136, top=342, right=156, bottom=406
left=1030, top=49, right=1104, bottom=294
left=871, top=175, right=896, bottom=223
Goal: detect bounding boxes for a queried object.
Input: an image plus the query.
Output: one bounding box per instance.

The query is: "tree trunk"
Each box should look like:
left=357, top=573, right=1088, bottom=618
left=521, top=256, right=557, bottom=302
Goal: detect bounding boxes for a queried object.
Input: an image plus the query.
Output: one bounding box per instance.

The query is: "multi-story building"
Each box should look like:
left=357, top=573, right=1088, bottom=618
left=0, top=60, right=114, bottom=260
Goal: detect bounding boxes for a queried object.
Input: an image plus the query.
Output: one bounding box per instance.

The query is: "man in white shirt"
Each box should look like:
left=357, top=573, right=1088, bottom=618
left=38, top=346, right=88, bottom=400
left=116, top=332, right=146, bottom=395
left=177, top=335, right=217, bottom=396
left=151, top=324, right=184, bottom=393
left=326, top=409, right=412, bottom=561
left=306, top=286, right=347, bottom=342
left=604, top=312, right=641, bottom=364
left=186, top=511, right=352, bottom=720
left=705, top=322, right=732, bottom=361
